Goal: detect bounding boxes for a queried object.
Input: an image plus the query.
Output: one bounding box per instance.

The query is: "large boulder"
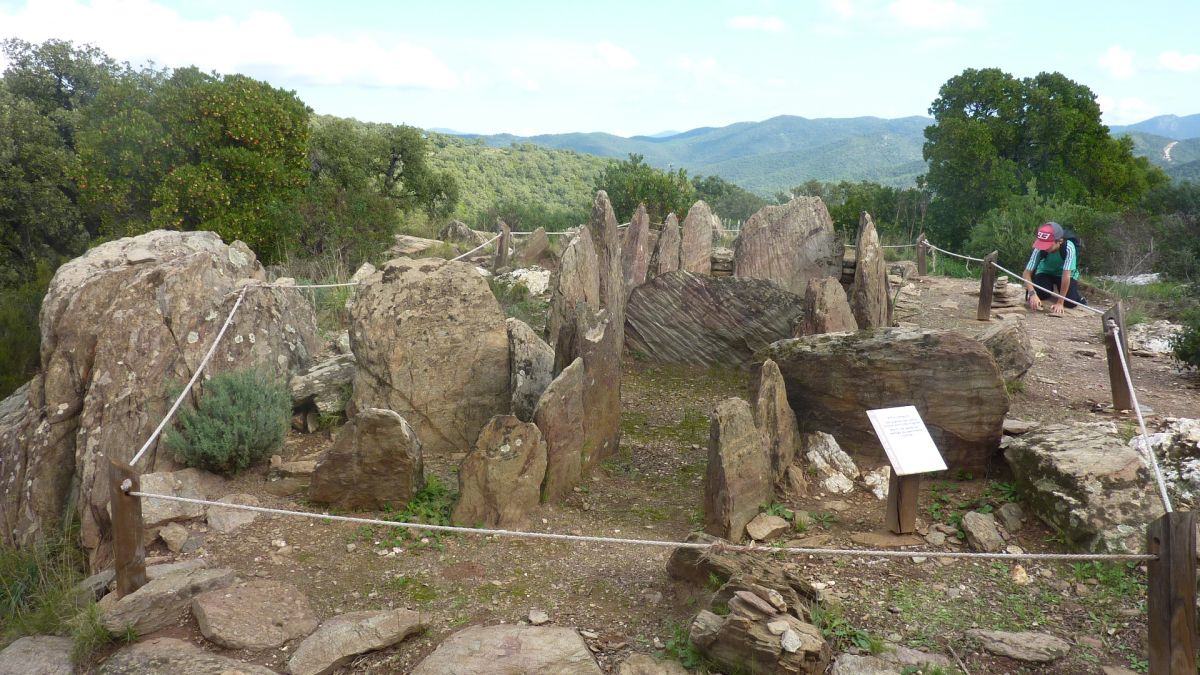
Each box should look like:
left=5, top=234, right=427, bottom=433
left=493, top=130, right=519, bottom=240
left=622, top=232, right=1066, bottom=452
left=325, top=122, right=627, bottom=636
left=649, top=213, right=682, bottom=278
left=515, top=227, right=551, bottom=266
left=625, top=272, right=805, bottom=369
left=535, top=358, right=587, bottom=504
left=622, top=203, right=652, bottom=290
left=751, top=360, right=799, bottom=486
left=704, top=398, right=772, bottom=542
left=681, top=201, right=717, bottom=275
left=763, top=328, right=1008, bottom=470
left=0, top=230, right=318, bottom=567
left=349, top=257, right=509, bottom=455
left=849, top=212, right=891, bottom=329
left=553, top=305, right=622, bottom=472
left=977, top=318, right=1034, bottom=382
left=439, top=219, right=485, bottom=246
left=289, top=609, right=426, bottom=675
left=507, top=318, right=554, bottom=423
left=795, top=277, right=857, bottom=336
left=192, top=580, right=318, bottom=650
left=309, top=408, right=424, bottom=511
left=452, top=415, right=548, bottom=528
left=546, top=232, right=600, bottom=346
left=411, top=625, right=602, bottom=674
left=733, top=197, right=842, bottom=294
left=0, top=635, right=73, bottom=675
left=290, top=353, right=355, bottom=415
left=1004, top=424, right=1164, bottom=552
left=99, top=637, right=275, bottom=674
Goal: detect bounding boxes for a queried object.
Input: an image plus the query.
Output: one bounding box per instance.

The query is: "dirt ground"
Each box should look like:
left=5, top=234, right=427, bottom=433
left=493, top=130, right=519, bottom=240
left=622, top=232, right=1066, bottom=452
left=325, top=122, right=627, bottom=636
left=100, top=273, right=1200, bottom=674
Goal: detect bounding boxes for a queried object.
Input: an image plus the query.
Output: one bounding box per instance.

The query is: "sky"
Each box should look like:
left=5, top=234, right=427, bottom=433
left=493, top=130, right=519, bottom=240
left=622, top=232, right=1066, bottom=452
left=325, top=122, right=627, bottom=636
left=0, top=0, right=1196, bottom=136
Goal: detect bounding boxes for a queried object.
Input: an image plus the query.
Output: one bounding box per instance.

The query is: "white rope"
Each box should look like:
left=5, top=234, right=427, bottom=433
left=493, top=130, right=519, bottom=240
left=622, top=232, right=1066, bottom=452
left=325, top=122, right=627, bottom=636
left=129, top=286, right=248, bottom=466
left=451, top=234, right=501, bottom=262
left=1110, top=322, right=1174, bottom=513
left=991, top=261, right=1106, bottom=316
left=266, top=281, right=360, bottom=289
left=125, top=490, right=1153, bottom=562
left=924, top=241, right=986, bottom=263
left=844, top=243, right=918, bottom=249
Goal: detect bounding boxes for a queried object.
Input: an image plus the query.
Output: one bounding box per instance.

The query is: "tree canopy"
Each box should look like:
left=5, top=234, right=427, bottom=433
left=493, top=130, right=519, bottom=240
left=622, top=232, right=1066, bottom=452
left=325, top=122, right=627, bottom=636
left=595, top=153, right=695, bottom=223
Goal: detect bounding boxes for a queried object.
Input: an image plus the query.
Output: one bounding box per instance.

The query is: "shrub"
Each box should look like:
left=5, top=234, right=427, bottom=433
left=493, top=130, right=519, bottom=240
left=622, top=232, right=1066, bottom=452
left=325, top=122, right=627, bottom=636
left=1172, top=308, right=1200, bottom=370
left=165, top=368, right=290, bottom=475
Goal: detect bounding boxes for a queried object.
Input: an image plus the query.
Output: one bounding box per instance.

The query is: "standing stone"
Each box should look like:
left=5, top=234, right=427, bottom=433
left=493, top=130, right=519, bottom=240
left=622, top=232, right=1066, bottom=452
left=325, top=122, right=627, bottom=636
left=764, top=328, right=1008, bottom=471
left=733, top=197, right=841, bottom=294
left=535, top=358, right=587, bottom=504
left=452, top=416, right=548, bottom=528
left=0, top=635, right=73, bottom=675
left=344, top=262, right=377, bottom=313
left=681, top=201, right=717, bottom=275
left=310, top=408, right=423, bottom=511
left=507, top=318, right=554, bottom=423
left=553, top=304, right=622, bottom=472
left=411, top=625, right=602, bottom=674
left=649, top=213, right=682, bottom=278
left=587, top=191, right=626, bottom=334
left=622, top=203, right=652, bottom=290
left=704, top=398, right=772, bottom=542
left=99, top=637, right=276, bottom=674
left=546, top=232, right=600, bottom=346
left=977, top=318, right=1034, bottom=381
left=752, top=360, right=800, bottom=488
left=849, top=212, right=891, bottom=329
left=289, top=609, right=426, bottom=675
left=795, top=277, right=858, bottom=336
left=493, top=219, right=512, bottom=270
left=192, top=580, right=318, bottom=650
left=515, top=227, right=551, bottom=266
left=349, top=257, right=509, bottom=455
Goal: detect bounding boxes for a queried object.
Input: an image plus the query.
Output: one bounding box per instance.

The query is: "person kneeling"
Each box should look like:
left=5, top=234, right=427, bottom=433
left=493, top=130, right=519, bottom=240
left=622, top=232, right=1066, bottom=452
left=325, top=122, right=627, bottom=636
left=1022, top=221, right=1086, bottom=317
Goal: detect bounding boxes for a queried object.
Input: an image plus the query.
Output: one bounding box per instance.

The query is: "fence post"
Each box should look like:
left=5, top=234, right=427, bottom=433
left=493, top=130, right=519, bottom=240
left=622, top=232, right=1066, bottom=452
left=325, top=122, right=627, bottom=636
left=916, top=234, right=927, bottom=277
left=1103, top=302, right=1133, bottom=411
left=884, top=472, right=920, bottom=534
left=109, top=458, right=147, bottom=597
left=976, top=251, right=998, bottom=321
left=1147, top=511, right=1197, bottom=674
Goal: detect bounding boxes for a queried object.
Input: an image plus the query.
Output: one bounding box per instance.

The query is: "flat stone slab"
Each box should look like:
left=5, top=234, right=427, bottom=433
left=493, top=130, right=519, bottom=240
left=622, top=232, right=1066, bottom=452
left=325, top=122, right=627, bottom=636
left=192, top=580, right=317, bottom=650
left=968, top=629, right=1070, bottom=662
left=289, top=609, right=427, bottom=675
left=206, top=493, right=260, bottom=533
left=99, top=567, right=235, bottom=636
left=411, top=625, right=602, bottom=674
left=99, top=637, right=276, bottom=674
left=0, top=635, right=73, bottom=675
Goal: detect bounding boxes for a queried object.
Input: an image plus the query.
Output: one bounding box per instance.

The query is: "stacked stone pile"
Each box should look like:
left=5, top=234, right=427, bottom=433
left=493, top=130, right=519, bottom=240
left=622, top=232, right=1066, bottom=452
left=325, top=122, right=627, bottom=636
left=710, top=247, right=734, bottom=277
left=991, top=277, right=1025, bottom=316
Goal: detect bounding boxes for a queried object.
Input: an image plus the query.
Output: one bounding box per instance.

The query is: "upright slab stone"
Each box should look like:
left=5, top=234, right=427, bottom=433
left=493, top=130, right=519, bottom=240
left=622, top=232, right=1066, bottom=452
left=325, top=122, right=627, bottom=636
left=764, top=328, right=1008, bottom=471
left=625, top=272, right=804, bottom=369
left=849, top=212, right=890, bottom=329
left=795, top=277, right=858, bottom=336
left=752, top=360, right=800, bottom=488
left=733, top=197, right=841, bottom=294
left=587, top=191, right=626, bottom=334
left=493, top=219, right=512, bottom=270
left=309, top=408, right=424, bottom=511
left=546, top=232, right=600, bottom=345
left=452, top=415, right=548, bottom=528
left=681, top=201, right=717, bottom=275
left=622, top=203, right=652, bottom=290
left=439, top=219, right=484, bottom=246
left=515, top=227, right=551, bottom=266
left=704, top=398, right=772, bottom=542
left=649, top=213, right=682, bottom=278
left=349, top=257, right=509, bottom=455
left=535, top=358, right=587, bottom=504
left=553, top=304, right=622, bottom=472
left=507, top=318, right=554, bottom=422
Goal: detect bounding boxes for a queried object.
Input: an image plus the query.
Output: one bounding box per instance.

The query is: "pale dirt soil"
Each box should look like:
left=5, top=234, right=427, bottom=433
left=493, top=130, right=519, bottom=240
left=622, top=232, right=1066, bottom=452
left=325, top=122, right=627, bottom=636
left=89, top=274, right=1200, bottom=674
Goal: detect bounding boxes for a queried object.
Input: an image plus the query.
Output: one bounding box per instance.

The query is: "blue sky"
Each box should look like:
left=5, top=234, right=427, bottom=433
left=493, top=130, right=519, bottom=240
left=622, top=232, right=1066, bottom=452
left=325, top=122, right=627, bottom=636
left=1, top=0, right=1196, bottom=135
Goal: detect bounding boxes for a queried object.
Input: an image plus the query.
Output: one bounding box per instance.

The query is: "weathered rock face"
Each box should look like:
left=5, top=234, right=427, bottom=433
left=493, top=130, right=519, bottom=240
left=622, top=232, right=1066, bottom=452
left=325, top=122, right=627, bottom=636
left=310, top=408, right=424, bottom=511
left=668, top=532, right=820, bottom=611
left=535, top=358, right=587, bottom=504
left=795, top=277, right=857, bottom=336
left=493, top=220, right=513, bottom=269
left=452, top=415, right=548, bottom=527
left=507, top=318, right=554, bottom=423
left=99, top=637, right=276, bottom=674
left=546, top=232, right=600, bottom=346
left=690, top=599, right=830, bottom=675
left=733, top=197, right=842, bottom=294
left=752, top=360, right=799, bottom=487
left=623, top=203, right=652, bottom=290
left=140, top=468, right=225, bottom=530
left=0, top=635, right=73, bottom=675
left=192, top=580, right=318, bottom=650
left=704, top=398, right=772, bottom=542
left=0, top=230, right=318, bottom=567
left=290, top=353, right=355, bottom=414
left=764, top=328, right=1008, bottom=471
left=553, top=305, right=622, bottom=472
left=1005, top=424, right=1163, bottom=552
left=515, top=227, right=551, bottom=266
left=99, top=566, right=235, bottom=636
left=849, top=213, right=891, bottom=329
left=977, top=318, right=1034, bottom=381
left=588, top=191, right=627, bottom=337
left=649, top=213, right=682, bottom=278
left=289, top=609, right=426, bottom=675
left=802, top=432, right=859, bottom=494
left=681, top=201, right=717, bottom=275
left=349, top=257, right=509, bottom=455
left=411, top=625, right=602, bottom=674
left=625, top=272, right=805, bottom=369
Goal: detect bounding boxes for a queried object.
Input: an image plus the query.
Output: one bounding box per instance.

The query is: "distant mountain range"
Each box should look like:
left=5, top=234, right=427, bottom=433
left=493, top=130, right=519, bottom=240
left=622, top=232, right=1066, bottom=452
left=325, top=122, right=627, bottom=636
left=441, top=113, right=1198, bottom=195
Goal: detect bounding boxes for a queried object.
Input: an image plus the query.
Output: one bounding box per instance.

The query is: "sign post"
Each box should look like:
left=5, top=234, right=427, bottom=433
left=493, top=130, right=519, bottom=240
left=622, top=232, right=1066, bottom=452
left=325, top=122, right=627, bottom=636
left=867, top=406, right=947, bottom=535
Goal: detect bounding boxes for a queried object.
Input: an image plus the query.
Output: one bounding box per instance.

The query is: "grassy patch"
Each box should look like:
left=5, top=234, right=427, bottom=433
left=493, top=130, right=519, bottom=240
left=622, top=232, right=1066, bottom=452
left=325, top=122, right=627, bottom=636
left=811, top=604, right=885, bottom=654
left=488, top=278, right=549, bottom=331
left=386, top=575, right=439, bottom=603
left=385, top=475, right=457, bottom=547
left=662, top=621, right=707, bottom=670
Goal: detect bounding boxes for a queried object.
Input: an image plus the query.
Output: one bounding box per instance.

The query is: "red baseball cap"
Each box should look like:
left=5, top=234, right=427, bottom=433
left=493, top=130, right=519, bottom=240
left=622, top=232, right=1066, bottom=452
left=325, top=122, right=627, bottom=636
left=1033, top=222, right=1063, bottom=251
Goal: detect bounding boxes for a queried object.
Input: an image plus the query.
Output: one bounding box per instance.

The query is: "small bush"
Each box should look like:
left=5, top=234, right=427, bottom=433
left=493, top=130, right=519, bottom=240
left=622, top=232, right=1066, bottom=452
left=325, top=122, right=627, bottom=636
left=1172, top=308, right=1200, bottom=370
left=165, top=368, right=290, bottom=475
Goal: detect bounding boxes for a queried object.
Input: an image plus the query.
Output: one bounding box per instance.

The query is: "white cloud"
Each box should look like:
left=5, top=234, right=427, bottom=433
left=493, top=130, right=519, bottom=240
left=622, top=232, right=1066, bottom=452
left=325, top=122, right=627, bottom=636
left=1097, top=95, right=1158, bottom=125
left=0, top=0, right=458, bottom=89
left=886, top=0, right=984, bottom=30
left=508, top=68, right=540, bottom=92
left=826, top=0, right=856, bottom=19
left=728, top=15, right=788, bottom=33
left=1159, top=50, right=1200, bottom=73
left=595, top=41, right=637, bottom=70
left=1098, top=45, right=1136, bottom=80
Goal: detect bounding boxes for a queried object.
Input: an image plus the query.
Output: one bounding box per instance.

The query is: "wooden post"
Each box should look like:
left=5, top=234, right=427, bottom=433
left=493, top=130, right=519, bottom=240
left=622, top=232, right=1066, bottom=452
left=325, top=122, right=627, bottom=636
left=1103, top=302, right=1133, bottom=411
left=109, top=458, right=147, bottom=597
left=1147, top=511, right=1197, bottom=674
left=976, top=251, right=998, bottom=321
left=916, top=234, right=927, bottom=277
left=885, top=472, right=921, bottom=534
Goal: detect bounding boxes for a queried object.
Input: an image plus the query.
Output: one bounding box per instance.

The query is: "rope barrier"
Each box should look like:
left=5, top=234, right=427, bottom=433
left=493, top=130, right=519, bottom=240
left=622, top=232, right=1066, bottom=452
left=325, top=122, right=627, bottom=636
left=923, top=241, right=986, bottom=263
left=450, top=234, right=501, bottom=262
left=844, top=243, right=918, bottom=249
left=129, top=286, right=249, bottom=466
left=267, top=281, right=360, bottom=289
left=124, top=489, right=1154, bottom=562
left=1110, top=322, right=1174, bottom=513
left=991, top=261, right=1106, bottom=316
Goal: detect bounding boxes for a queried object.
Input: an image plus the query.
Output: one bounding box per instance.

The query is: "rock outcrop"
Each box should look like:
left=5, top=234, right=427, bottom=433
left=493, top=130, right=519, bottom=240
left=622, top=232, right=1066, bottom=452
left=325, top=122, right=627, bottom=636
left=546, top=231, right=600, bottom=346
left=452, top=415, right=548, bottom=527
left=411, top=625, right=602, bottom=674
left=623, top=203, right=652, bottom=290
left=649, top=213, right=682, bottom=278
left=0, top=635, right=73, bottom=675
left=795, top=277, right=857, bottom=336
left=438, top=220, right=485, bottom=246
left=349, top=257, right=509, bottom=455
left=704, top=398, right=772, bottom=542
left=764, top=328, right=1008, bottom=470
left=309, top=408, right=424, bottom=511
left=681, top=201, right=717, bottom=275
left=625, top=272, right=804, bottom=369
left=977, top=318, right=1034, bottom=382
left=0, top=230, right=319, bottom=568
left=289, top=609, right=426, bottom=675
left=668, top=532, right=820, bottom=611
left=733, top=197, right=841, bottom=294
left=535, top=358, right=587, bottom=504
left=849, top=212, right=891, bottom=329
left=507, top=318, right=554, bottom=423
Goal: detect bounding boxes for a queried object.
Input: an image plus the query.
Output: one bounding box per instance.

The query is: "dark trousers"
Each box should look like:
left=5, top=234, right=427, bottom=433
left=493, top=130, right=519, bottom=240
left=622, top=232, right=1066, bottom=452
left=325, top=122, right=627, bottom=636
left=1032, top=272, right=1085, bottom=308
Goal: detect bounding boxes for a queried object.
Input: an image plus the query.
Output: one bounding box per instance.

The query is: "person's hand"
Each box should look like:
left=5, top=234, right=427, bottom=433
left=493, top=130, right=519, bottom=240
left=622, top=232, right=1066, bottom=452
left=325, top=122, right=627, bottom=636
left=1027, top=294, right=1042, bottom=311
left=1050, top=301, right=1065, bottom=316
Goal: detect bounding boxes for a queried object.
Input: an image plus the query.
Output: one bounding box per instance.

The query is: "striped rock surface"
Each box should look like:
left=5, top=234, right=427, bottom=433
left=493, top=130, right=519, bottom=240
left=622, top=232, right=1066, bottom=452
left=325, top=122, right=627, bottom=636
left=733, top=196, right=841, bottom=294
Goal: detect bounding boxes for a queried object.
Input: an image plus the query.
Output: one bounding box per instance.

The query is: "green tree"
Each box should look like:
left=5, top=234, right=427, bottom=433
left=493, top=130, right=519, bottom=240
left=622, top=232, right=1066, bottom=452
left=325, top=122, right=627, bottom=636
left=788, top=180, right=929, bottom=241
left=691, top=174, right=767, bottom=222
left=595, top=154, right=695, bottom=223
